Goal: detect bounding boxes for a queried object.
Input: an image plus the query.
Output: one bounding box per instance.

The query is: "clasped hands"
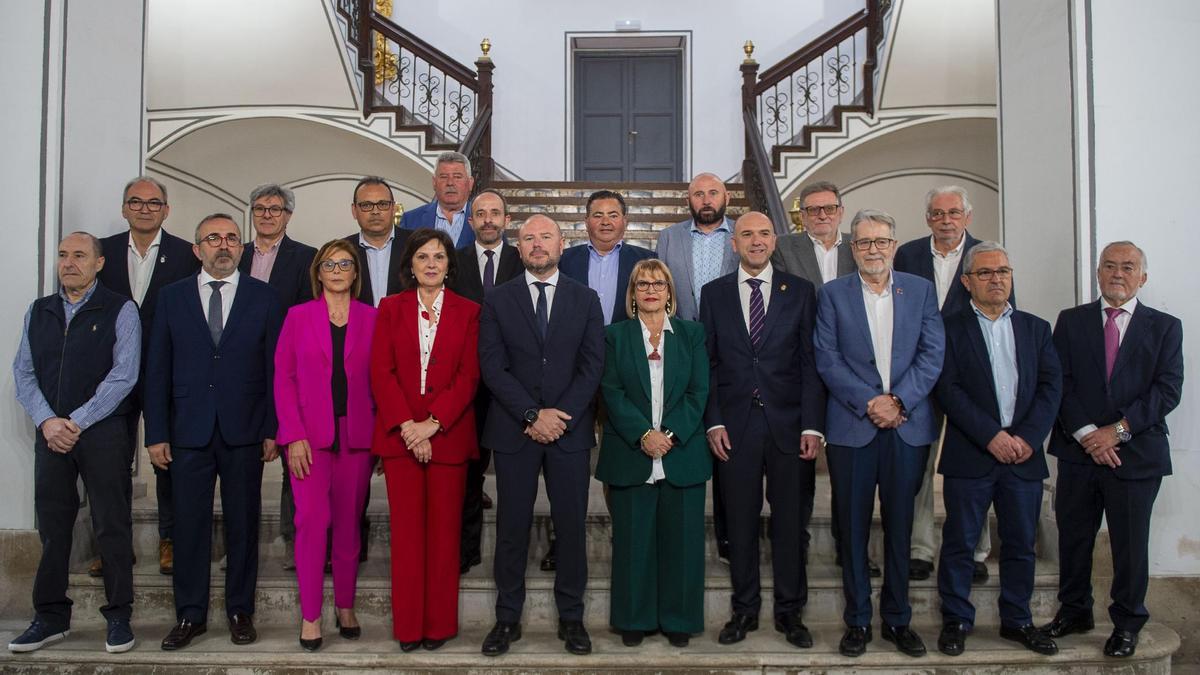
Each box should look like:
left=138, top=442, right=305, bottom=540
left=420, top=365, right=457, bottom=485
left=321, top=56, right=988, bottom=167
left=986, top=430, right=1034, bottom=464
left=1080, top=424, right=1123, bottom=468
left=526, top=408, right=571, bottom=445
left=401, top=417, right=441, bottom=463
left=641, top=429, right=672, bottom=459
left=867, top=394, right=905, bottom=429
left=41, top=417, right=80, bottom=453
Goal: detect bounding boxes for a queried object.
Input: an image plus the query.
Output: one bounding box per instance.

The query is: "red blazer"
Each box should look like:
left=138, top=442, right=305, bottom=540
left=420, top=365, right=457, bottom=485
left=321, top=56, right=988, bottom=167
left=274, top=297, right=378, bottom=450
left=370, top=288, right=480, bottom=464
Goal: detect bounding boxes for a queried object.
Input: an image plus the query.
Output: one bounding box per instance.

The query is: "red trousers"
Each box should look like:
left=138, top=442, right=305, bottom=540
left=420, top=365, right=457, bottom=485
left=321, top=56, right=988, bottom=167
left=383, top=455, right=467, bottom=641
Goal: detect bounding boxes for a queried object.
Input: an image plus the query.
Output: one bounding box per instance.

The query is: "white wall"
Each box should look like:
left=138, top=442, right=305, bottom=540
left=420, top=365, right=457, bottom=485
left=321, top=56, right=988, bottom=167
left=878, top=0, right=997, bottom=111
left=394, top=0, right=861, bottom=180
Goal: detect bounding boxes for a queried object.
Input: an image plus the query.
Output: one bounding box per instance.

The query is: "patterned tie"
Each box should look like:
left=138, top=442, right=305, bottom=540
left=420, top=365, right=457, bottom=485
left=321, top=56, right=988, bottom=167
left=207, top=280, right=227, bottom=345
left=747, top=278, right=765, bottom=349
left=483, top=249, right=495, bottom=291
left=1104, top=306, right=1122, bottom=380
left=534, top=281, right=549, bottom=339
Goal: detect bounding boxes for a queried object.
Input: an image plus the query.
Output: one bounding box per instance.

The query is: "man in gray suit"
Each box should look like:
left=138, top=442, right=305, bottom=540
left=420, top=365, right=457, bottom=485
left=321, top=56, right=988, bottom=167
left=771, top=181, right=856, bottom=284
left=656, top=172, right=739, bottom=322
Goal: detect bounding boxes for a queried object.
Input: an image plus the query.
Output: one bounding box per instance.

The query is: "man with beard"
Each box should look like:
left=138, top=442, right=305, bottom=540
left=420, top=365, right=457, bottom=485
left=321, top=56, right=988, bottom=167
left=401, top=151, right=476, bottom=249
left=560, top=190, right=655, bottom=325
left=450, top=188, right=524, bottom=573
left=144, top=214, right=284, bottom=650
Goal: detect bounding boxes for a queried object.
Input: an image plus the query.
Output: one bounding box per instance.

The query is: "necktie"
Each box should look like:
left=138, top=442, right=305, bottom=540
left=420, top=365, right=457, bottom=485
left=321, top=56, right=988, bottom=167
left=207, top=280, right=227, bottom=346
left=534, top=281, right=549, bottom=339
left=483, top=249, right=495, bottom=291
left=1104, top=306, right=1122, bottom=380
left=747, top=278, right=765, bottom=349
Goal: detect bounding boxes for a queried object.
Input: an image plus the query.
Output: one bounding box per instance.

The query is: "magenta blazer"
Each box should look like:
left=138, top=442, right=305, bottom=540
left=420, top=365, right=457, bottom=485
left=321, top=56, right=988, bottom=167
left=274, top=297, right=378, bottom=450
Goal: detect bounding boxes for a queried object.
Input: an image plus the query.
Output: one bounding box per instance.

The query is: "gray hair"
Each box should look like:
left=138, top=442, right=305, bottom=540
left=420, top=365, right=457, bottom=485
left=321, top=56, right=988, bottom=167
left=122, top=175, right=168, bottom=203
left=963, top=240, right=1008, bottom=273
left=1100, top=240, right=1149, bottom=272
left=436, top=151, right=472, bottom=176
left=924, top=185, right=973, bottom=215
left=799, top=180, right=842, bottom=206
left=64, top=231, right=103, bottom=258
left=194, top=213, right=237, bottom=243
left=249, top=183, right=295, bottom=212
left=850, top=209, right=896, bottom=238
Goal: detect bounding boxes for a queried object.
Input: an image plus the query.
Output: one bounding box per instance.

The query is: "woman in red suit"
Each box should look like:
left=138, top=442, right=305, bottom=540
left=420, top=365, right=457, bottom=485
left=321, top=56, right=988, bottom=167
left=371, top=228, right=480, bottom=651
left=274, top=240, right=377, bottom=651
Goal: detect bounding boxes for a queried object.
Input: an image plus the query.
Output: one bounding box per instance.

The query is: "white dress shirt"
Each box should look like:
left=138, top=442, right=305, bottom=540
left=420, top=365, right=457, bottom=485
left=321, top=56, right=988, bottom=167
left=525, top=269, right=559, bottom=319
left=861, top=272, right=894, bottom=392
left=1072, top=295, right=1140, bottom=441
left=416, top=288, right=444, bottom=395
left=930, top=234, right=966, bottom=310
left=736, top=263, right=773, bottom=333
left=475, top=241, right=502, bottom=287
left=197, top=269, right=239, bottom=330
left=641, top=318, right=672, bottom=484
left=810, top=234, right=842, bottom=284
left=127, top=228, right=163, bottom=306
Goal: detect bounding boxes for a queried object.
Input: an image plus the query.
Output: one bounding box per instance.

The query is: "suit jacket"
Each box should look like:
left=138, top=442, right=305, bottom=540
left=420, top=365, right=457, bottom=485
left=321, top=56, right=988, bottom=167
left=771, top=232, right=856, bottom=286
left=450, top=242, right=524, bottom=304
left=479, top=273, right=606, bottom=454
left=936, top=306, right=1062, bottom=480
left=814, top=270, right=945, bottom=448
left=1049, top=300, right=1183, bottom=479
left=143, top=273, right=284, bottom=448
left=343, top=227, right=412, bottom=307
left=893, top=232, right=1016, bottom=316
left=370, top=288, right=480, bottom=464
left=655, top=217, right=739, bottom=322
left=238, top=235, right=317, bottom=309
left=699, top=268, right=826, bottom=453
left=274, top=297, right=377, bottom=451
left=559, top=241, right=656, bottom=323
left=596, top=317, right=711, bottom=488
left=400, top=200, right=475, bottom=248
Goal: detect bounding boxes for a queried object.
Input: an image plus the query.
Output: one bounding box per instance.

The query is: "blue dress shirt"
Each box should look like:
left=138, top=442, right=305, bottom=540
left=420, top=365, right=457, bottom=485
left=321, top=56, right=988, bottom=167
left=587, top=240, right=623, bottom=325
left=973, top=301, right=1017, bottom=427
left=689, top=218, right=732, bottom=308
left=359, top=231, right=394, bottom=307
left=433, top=201, right=468, bottom=247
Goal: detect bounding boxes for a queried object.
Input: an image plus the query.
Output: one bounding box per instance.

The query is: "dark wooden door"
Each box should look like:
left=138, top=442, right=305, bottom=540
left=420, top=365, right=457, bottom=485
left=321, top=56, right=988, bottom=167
left=574, top=52, right=682, bottom=181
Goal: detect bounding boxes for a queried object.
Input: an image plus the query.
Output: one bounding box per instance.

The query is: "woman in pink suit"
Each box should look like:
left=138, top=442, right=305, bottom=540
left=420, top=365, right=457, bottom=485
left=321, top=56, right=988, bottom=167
left=371, top=228, right=480, bottom=651
left=274, top=239, right=378, bottom=652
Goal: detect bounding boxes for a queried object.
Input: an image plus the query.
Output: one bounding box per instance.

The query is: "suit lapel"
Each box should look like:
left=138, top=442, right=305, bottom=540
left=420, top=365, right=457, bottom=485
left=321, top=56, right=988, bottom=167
left=386, top=228, right=406, bottom=296
left=184, top=279, right=210, bottom=346
left=147, top=233, right=183, bottom=298
left=515, top=276, right=542, bottom=345
left=313, top=296, right=333, bottom=363
left=1110, top=304, right=1149, bottom=384
left=756, top=275, right=788, bottom=349
left=662, top=318, right=684, bottom=405
left=675, top=228, right=696, bottom=303
left=614, top=246, right=636, bottom=321
left=794, top=237, right=821, bottom=285
left=458, top=247, right=483, bottom=300
left=498, top=244, right=522, bottom=283
left=344, top=299, right=368, bottom=363
left=267, top=237, right=293, bottom=287
left=110, top=234, right=134, bottom=297
left=963, top=311, right=1001, bottom=418
left=847, top=277, right=874, bottom=356
left=218, top=280, right=250, bottom=349
left=724, top=277, right=755, bottom=351
left=1082, top=301, right=1108, bottom=376
left=889, top=277, right=908, bottom=368
left=837, top=234, right=856, bottom=277
left=626, top=318, right=653, bottom=402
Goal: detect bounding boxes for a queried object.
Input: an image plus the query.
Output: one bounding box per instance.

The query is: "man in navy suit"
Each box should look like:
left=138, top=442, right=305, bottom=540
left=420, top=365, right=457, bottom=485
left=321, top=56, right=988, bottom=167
left=97, top=176, right=201, bottom=577
left=700, top=211, right=826, bottom=649
left=238, top=183, right=316, bottom=570
left=815, top=209, right=944, bottom=658
left=893, top=186, right=1001, bottom=583
left=144, top=214, right=284, bottom=651
left=478, top=214, right=605, bottom=657
left=1042, top=241, right=1183, bottom=658
left=933, top=242, right=1061, bottom=656
left=343, top=176, right=412, bottom=307
left=399, top=151, right=476, bottom=248
left=559, top=190, right=656, bottom=325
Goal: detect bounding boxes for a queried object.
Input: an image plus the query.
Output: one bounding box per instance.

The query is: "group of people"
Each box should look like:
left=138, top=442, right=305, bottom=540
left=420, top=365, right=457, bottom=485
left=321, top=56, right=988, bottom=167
left=9, top=151, right=1182, bottom=665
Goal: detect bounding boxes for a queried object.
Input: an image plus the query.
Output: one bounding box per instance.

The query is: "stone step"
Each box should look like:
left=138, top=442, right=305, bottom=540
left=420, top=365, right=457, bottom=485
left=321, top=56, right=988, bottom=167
left=0, top=618, right=1178, bottom=673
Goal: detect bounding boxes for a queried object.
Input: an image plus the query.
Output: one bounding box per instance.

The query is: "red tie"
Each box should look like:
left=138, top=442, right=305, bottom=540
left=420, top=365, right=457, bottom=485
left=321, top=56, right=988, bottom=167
left=1104, top=307, right=1122, bottom=381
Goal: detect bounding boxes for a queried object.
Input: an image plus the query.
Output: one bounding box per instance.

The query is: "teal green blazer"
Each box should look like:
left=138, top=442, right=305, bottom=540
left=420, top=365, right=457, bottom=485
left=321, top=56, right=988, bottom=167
left=596, top=316, right=712, bottom=488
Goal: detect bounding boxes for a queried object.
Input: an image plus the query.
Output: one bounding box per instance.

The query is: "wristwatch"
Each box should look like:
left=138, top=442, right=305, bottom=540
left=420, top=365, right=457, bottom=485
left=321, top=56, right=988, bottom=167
left=524, top=408, right=540, bottom=425
left=662, top=428, right=677, bottom=445
left=1113, top=420, right=1132, bottom=443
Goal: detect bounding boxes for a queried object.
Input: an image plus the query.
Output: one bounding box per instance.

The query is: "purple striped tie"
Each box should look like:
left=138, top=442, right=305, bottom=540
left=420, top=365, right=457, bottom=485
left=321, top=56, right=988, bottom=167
left=748, top=278, right=765, bottom=349
left=1104, top=306, right=1121, bottom=380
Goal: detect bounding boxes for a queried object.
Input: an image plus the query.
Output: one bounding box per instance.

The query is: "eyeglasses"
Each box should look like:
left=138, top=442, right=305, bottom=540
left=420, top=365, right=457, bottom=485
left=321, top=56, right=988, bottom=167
left=966, top=267, right=1012, bottom=281
left=355, top=200, right=395, bottom=212
left=634, top=280, right=668, bottom=292
left=802, top=204, right=840, bottom=217
left=125, top=198, right=166, bottom=212
left=319, top=259, right=356, bottom=272
left=251, top=205, right=289, bottom=217
left=851, top=237, right=895, bottom=251
left=927, top=208, right=966, bottom=220
left=199, top=233, right=241, bottom=247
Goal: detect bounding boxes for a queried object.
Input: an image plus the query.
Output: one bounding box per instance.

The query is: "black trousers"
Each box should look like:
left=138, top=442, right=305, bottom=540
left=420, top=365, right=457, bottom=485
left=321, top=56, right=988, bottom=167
left=460, top=446, right=492, bottom=562
left=33, top=415, right=133, bottom=628
left=717, top=407, right=815, bottom=618
left=1055, top=460, right=1162, bottom=633
left=119, top=408, right=172, bottom=540
left=171, top=429, right=264, bottom=624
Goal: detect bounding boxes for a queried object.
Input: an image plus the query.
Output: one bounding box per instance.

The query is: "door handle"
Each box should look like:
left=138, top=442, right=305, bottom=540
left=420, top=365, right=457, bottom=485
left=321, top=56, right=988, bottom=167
left=628, top=130, right=638, bottom=142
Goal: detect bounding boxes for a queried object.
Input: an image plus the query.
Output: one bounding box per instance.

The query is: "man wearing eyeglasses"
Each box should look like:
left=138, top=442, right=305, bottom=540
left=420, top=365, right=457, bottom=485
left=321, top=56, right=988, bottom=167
left=238, top=184, right=317, bottom=571
left=894, top=186, right=1004, bottom=586
left=97, top=176, right=201, bottom=579
left=772, top=181, right=856, bottom=285
left=933, top=242, right=1061, bottom=656
left=815, top=209, right=944, bottom=658
left=144, top=214, right=284, bottom=651
left=342, top=176, right=412, bottom=307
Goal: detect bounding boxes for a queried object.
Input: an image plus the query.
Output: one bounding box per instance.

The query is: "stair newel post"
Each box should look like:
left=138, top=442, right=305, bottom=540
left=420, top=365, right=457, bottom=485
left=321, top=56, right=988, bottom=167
left=475, top=40, right=495, bottom=189
left=740, top=41, right=763, bottom=213
left=358, top=1, right=375, bottom=113
left=740, top=40, right=759, bottom=162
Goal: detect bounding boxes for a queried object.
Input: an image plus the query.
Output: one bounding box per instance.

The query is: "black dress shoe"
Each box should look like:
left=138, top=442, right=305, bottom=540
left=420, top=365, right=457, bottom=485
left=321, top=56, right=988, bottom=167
left=1104, top=628, right=1138, bottom=657
left=399, top=640, right=421, bottom=651
left=839, top=625, right=872, bottom=657
left=481, top=621, right=521, bottom=656
left=1000, top=624, right=1058, bottom=655
left=972, top=561, right=990, bottom=584
left=335, top=617, right=361, bottom=640
left=868, top=558, right=882, bottom=577
left=882, top=623, right=927, bottom=657
left=229, top=613, right=257, bottom=645
left=299, top=636, right=322, bottom=652
left=460, top=552, right=482, bottom=575
left=774, top=613, right=813, bottom=648
left=620, top=630, right=643, bottom=647
left=718, top=613, right=759, bottom=644
left=540, top=540, right=557, bottom=572
left=664, top=631, right=689, bottom=647
left=161, top=620, right=207, bottom=651
left=482, top=492, right=493, bottom=509
left=422, top=637, right=448, bottom=650
left=909, top=558, right=933, bottom=581
left=1043, top=612, right=1095, bottom=638
left=557, top=620, right=591, bottom=655
left=938, top=621, right=969, bottom=656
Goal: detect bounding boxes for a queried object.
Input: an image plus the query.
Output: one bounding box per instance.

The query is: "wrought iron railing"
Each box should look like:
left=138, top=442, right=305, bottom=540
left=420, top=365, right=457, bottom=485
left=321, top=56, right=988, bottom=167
left=741, top=107, right=791, bottom=235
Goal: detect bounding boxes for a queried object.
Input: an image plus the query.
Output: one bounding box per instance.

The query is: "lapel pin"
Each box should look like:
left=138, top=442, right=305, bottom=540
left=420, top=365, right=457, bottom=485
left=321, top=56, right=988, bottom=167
left=160, top=255, right=167, bottom=264
left=895, top=286, right=903, bottom=295
left=780, top=283, right=788, bottom=292
left=91, top=324, right=97, bottom=332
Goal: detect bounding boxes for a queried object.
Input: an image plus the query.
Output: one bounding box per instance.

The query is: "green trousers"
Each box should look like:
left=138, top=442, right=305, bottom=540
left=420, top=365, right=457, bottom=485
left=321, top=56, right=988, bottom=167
left=608, top=480, right=706, bottom=633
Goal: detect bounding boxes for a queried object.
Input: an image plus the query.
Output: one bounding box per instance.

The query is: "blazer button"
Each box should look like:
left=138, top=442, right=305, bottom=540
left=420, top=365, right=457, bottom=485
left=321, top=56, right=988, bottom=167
left=874, top=384, right=882, bottom=390
left=213, top=354, right=221, bottom=360
left=542, top=358, right=548, bottom=366
left=209, top=384, right=215, bottom=389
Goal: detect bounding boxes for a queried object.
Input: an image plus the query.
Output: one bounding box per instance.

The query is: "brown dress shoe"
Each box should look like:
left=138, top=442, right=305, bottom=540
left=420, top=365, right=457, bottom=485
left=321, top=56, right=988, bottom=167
left=159, top=540, right=174, bottom=575
left=88, top=558, right=104, bottom=578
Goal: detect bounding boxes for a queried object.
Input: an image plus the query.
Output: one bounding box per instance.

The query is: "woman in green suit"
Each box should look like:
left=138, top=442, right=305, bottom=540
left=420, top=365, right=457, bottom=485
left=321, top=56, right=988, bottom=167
left=598, top=259, right=711, bottom=648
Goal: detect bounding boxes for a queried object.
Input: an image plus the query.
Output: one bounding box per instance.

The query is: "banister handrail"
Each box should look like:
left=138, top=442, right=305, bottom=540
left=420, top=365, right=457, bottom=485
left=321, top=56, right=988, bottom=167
left=742, top=106, right=790, bottom=235
left=367, top=13, right=479, bottom=90
left=458, top=104, right=494, bottom=190
left=755, top=10, right=870, bottom=93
